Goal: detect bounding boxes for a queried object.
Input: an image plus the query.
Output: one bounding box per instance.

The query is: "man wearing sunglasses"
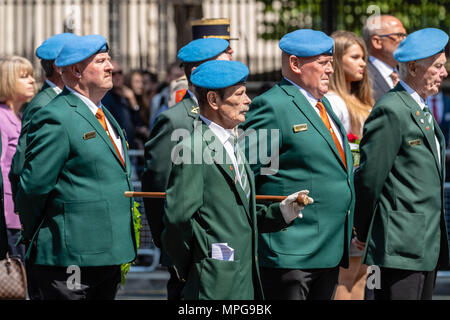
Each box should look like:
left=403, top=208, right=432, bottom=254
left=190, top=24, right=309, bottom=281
left=363, top=15, right=407, bottom=101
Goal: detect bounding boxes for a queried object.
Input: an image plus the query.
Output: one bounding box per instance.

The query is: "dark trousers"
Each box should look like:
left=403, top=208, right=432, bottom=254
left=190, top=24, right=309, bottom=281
left=167, top=266, right=185, bottom=300
left=6, top=229, right=25, bottom=261
left=374, top=267, right=437, bottom=300
left=260, top=266, right=339, bottom=300
left=27, top=264, right=122, bottom=300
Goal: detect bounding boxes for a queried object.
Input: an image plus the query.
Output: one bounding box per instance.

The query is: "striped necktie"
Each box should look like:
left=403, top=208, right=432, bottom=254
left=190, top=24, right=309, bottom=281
left=231, top=135, right=251, bottom=201
left=96, top=108, right=125, bottom=167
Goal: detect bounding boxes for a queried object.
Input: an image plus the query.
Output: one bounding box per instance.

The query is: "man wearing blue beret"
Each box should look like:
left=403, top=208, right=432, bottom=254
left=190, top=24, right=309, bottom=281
left=240, top=29, right=355, bottom=300
left=141, top=37, right=232, bottom=300
left=9, top=33, right=78, bottom=204
left=161, top=60, right=310, bottom=299
left=16, top=34, right=137, bottom=300
left=354, top=28, right=449, bottom=300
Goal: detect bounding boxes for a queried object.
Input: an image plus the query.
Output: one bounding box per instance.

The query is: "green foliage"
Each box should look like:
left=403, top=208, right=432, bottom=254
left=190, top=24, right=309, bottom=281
left=120, top=201, right=142, bottom=286
left=256, top=0, right=450, bottom=39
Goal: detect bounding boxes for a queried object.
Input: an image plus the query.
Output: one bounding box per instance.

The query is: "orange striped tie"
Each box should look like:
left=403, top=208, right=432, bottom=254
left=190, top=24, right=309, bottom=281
left=316, top=101, right=347, bottom=168
left=96, top=108, right=125, bottom=167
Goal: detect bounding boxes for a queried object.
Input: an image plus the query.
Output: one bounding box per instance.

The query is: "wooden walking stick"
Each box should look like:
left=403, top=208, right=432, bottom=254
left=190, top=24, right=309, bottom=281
left=124, top=191, right=313, bottom=206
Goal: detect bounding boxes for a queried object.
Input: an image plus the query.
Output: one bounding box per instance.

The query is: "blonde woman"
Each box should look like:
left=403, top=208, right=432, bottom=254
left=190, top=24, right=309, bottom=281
left=325, top=31, right=374, bottom=300
left=0, top=55, right=35, bottom=259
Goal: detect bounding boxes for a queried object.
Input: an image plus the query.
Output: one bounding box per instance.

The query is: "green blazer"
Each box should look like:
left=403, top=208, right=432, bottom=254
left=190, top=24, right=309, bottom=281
left=354, top=83, right=449, bottom=271
left=9, top=82, right=58, bottom=200
left=141, top=95, right=199, bottom=251
left=240, top=79, right=355, bottom=269
left=0, top=134, right=8, bottom=259
left=161, top=122, right=289, bottom=300
left=16, top=88, right=137, bottom=267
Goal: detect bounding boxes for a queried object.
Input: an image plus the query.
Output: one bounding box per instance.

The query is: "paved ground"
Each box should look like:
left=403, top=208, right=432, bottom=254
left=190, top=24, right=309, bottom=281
left=116, top=269, right=450, bottom=300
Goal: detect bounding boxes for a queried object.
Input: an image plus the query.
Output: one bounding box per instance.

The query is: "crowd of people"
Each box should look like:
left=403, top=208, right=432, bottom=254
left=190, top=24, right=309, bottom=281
left=0, top=14, right=449, bottom=301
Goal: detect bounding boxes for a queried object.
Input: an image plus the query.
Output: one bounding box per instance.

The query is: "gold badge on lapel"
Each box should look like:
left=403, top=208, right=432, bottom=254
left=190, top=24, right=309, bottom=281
left=191, top=106, right=199, bottom=114
left=293, top=124, right=308, bottom=133
left=408, top=139, right=421, bottom=146
left=83, top=131, right=96, bottom=140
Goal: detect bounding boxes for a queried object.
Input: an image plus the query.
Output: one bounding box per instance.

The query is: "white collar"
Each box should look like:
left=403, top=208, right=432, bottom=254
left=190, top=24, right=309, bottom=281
left=187, top=89, right=198, bottom=105
left=369, top=56, right=396, bottom=78
left=284, top=77, right=318, bottom=108
left=399, top=80, right=427, bottom=110
left=65, top=86, right=102, bottom=114
left=45, top=79, right=62, bottom=94
left=199, top=114, right=234, bottom=145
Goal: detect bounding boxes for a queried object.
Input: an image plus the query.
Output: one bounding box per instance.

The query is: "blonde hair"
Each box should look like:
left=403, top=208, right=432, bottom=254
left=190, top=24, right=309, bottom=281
left=0, top=55, right=35, bottom=108
left=329, top=31, right=374, bottom=138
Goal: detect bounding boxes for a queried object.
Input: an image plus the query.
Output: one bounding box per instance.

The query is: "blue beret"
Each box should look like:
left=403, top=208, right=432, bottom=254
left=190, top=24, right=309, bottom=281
left=394, top=28, right=449, bottom=62
left=55, top=34, right=109, bottom=67
left=279, top=29, right=334, bottom=57
left=191, top=60, right=249, bottom=89
left=177, top=38, right=229, bottom=63
left=36, top=33, right=79, bottom=60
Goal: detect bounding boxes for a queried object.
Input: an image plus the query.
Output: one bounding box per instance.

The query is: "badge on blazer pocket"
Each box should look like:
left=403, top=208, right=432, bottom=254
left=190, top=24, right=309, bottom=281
left=83, top=131, right=97, bottom=140
left=293, top=123, right=308, bottom=133
left=408, top=139, right=421, bottom=146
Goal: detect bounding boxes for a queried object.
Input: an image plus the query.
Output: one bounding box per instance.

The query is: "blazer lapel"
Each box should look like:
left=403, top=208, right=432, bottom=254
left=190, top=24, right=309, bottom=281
left=102, top=105, right=129, bottom=170
left=396, top=85, right=442, bottom=175
left=200, top=122, right=252, bottom=220
left=279, top=80, right=347, bottom=171
left=63, top=89, right=125, bottom=169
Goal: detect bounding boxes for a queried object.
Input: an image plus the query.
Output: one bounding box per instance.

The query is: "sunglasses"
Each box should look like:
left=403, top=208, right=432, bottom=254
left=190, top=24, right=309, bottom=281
left=376, top=33, right=407, bottom=41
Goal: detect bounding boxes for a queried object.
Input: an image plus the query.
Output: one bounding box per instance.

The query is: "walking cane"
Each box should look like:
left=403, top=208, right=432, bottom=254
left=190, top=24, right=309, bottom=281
left=124, top=191, right=313, bottom=206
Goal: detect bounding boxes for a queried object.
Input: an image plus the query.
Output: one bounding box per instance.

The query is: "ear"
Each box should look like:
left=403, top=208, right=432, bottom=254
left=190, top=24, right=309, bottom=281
left=371, top=35, right=383, bottom=50
left=289, top=55, right=302, bottom=75
left=206, top=91, right=220, bottom=110
left=408, top=61, right=417, bottom=77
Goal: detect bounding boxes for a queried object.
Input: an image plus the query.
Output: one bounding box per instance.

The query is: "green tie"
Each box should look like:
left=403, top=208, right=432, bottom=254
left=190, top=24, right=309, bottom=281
left=231, top=136, right=251, bottom=201
left=423, top=106, right=435, bottom=131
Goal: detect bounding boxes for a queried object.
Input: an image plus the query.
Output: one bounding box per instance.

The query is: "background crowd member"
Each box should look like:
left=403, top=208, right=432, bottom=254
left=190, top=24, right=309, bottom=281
left=16, top=35, right=136, bottom=300
left=10, top=33, right=76, bottom=204
left=240, top=29, right=354, bottom=300
left=326, top=30, right=374, bottom=300
left=363, top=14, right=406, bottom=101
left=142, top=70, right=159, bottom=126
left=354, top=28, right=449, bottom=300
left=102, top=60, right=139, bottom=149
left=141, top=37, right=233, bottom=300
left=0, top=135, right=8, bottom=260
left=0, top=55, right=35, bottom=261
left=162, top=60, right=309, bottom=300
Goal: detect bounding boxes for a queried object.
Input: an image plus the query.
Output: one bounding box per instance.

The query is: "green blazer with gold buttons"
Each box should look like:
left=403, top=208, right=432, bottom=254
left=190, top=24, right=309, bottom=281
left=16, top=88, right=137, bottom=267
left=161, top=121, right=289, bottom=300
left=354, top=83, right=449, bottom=271
left=240, top=78, right=355, bottom=269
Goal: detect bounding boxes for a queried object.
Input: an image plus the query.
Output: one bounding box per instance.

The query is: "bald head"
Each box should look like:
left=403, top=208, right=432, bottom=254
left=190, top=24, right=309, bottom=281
left=363, top=15, right=406, bottom=67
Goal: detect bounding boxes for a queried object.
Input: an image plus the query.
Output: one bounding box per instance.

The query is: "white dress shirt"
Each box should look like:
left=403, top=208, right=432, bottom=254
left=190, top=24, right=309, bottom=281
left=400, top=80, right=441, bottom=165
left=284, top=77, right=344, bottom=148
left=369, top=56, right=397, bottom=89
left=45, top=79, right=62, bottom=95
left=199, top=115, right=245, bottom=189
left=65, top=86, right=124, bottom=159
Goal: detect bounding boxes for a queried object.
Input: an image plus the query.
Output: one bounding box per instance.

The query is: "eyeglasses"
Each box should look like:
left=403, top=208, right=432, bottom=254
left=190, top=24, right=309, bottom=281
left=112, top=70, right=123, bottom=76
left=376, top=33, right=407, bottom=41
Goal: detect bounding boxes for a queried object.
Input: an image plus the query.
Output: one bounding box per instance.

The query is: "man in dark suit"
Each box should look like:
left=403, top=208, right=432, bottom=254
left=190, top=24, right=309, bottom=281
left=240, top=29, right=355, bottom=300
left=9, top=33, right=77, bottom=201
left=16, top=34, right=137, bottom=300
left=141, top=37, right=232, bottom=300
left=354, top=28, right=449, bottom=300
left=362, top=15, right=407, bottom=101
left=161, top=60, right=309, bottom=300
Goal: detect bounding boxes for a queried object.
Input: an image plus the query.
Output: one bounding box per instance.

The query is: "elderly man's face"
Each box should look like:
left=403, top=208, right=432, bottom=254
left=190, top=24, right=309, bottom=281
left=416, top=52, right=448, bottom=98
left=80, top=52, right=113, bottom=93
left=215, top=84, right=251, bottom=129
left=297, top=54, right=334, bottom=100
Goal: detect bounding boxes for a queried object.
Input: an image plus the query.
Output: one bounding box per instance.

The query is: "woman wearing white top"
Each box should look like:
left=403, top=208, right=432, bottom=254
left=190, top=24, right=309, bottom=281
left=326, top=31, right=374, bottom=300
